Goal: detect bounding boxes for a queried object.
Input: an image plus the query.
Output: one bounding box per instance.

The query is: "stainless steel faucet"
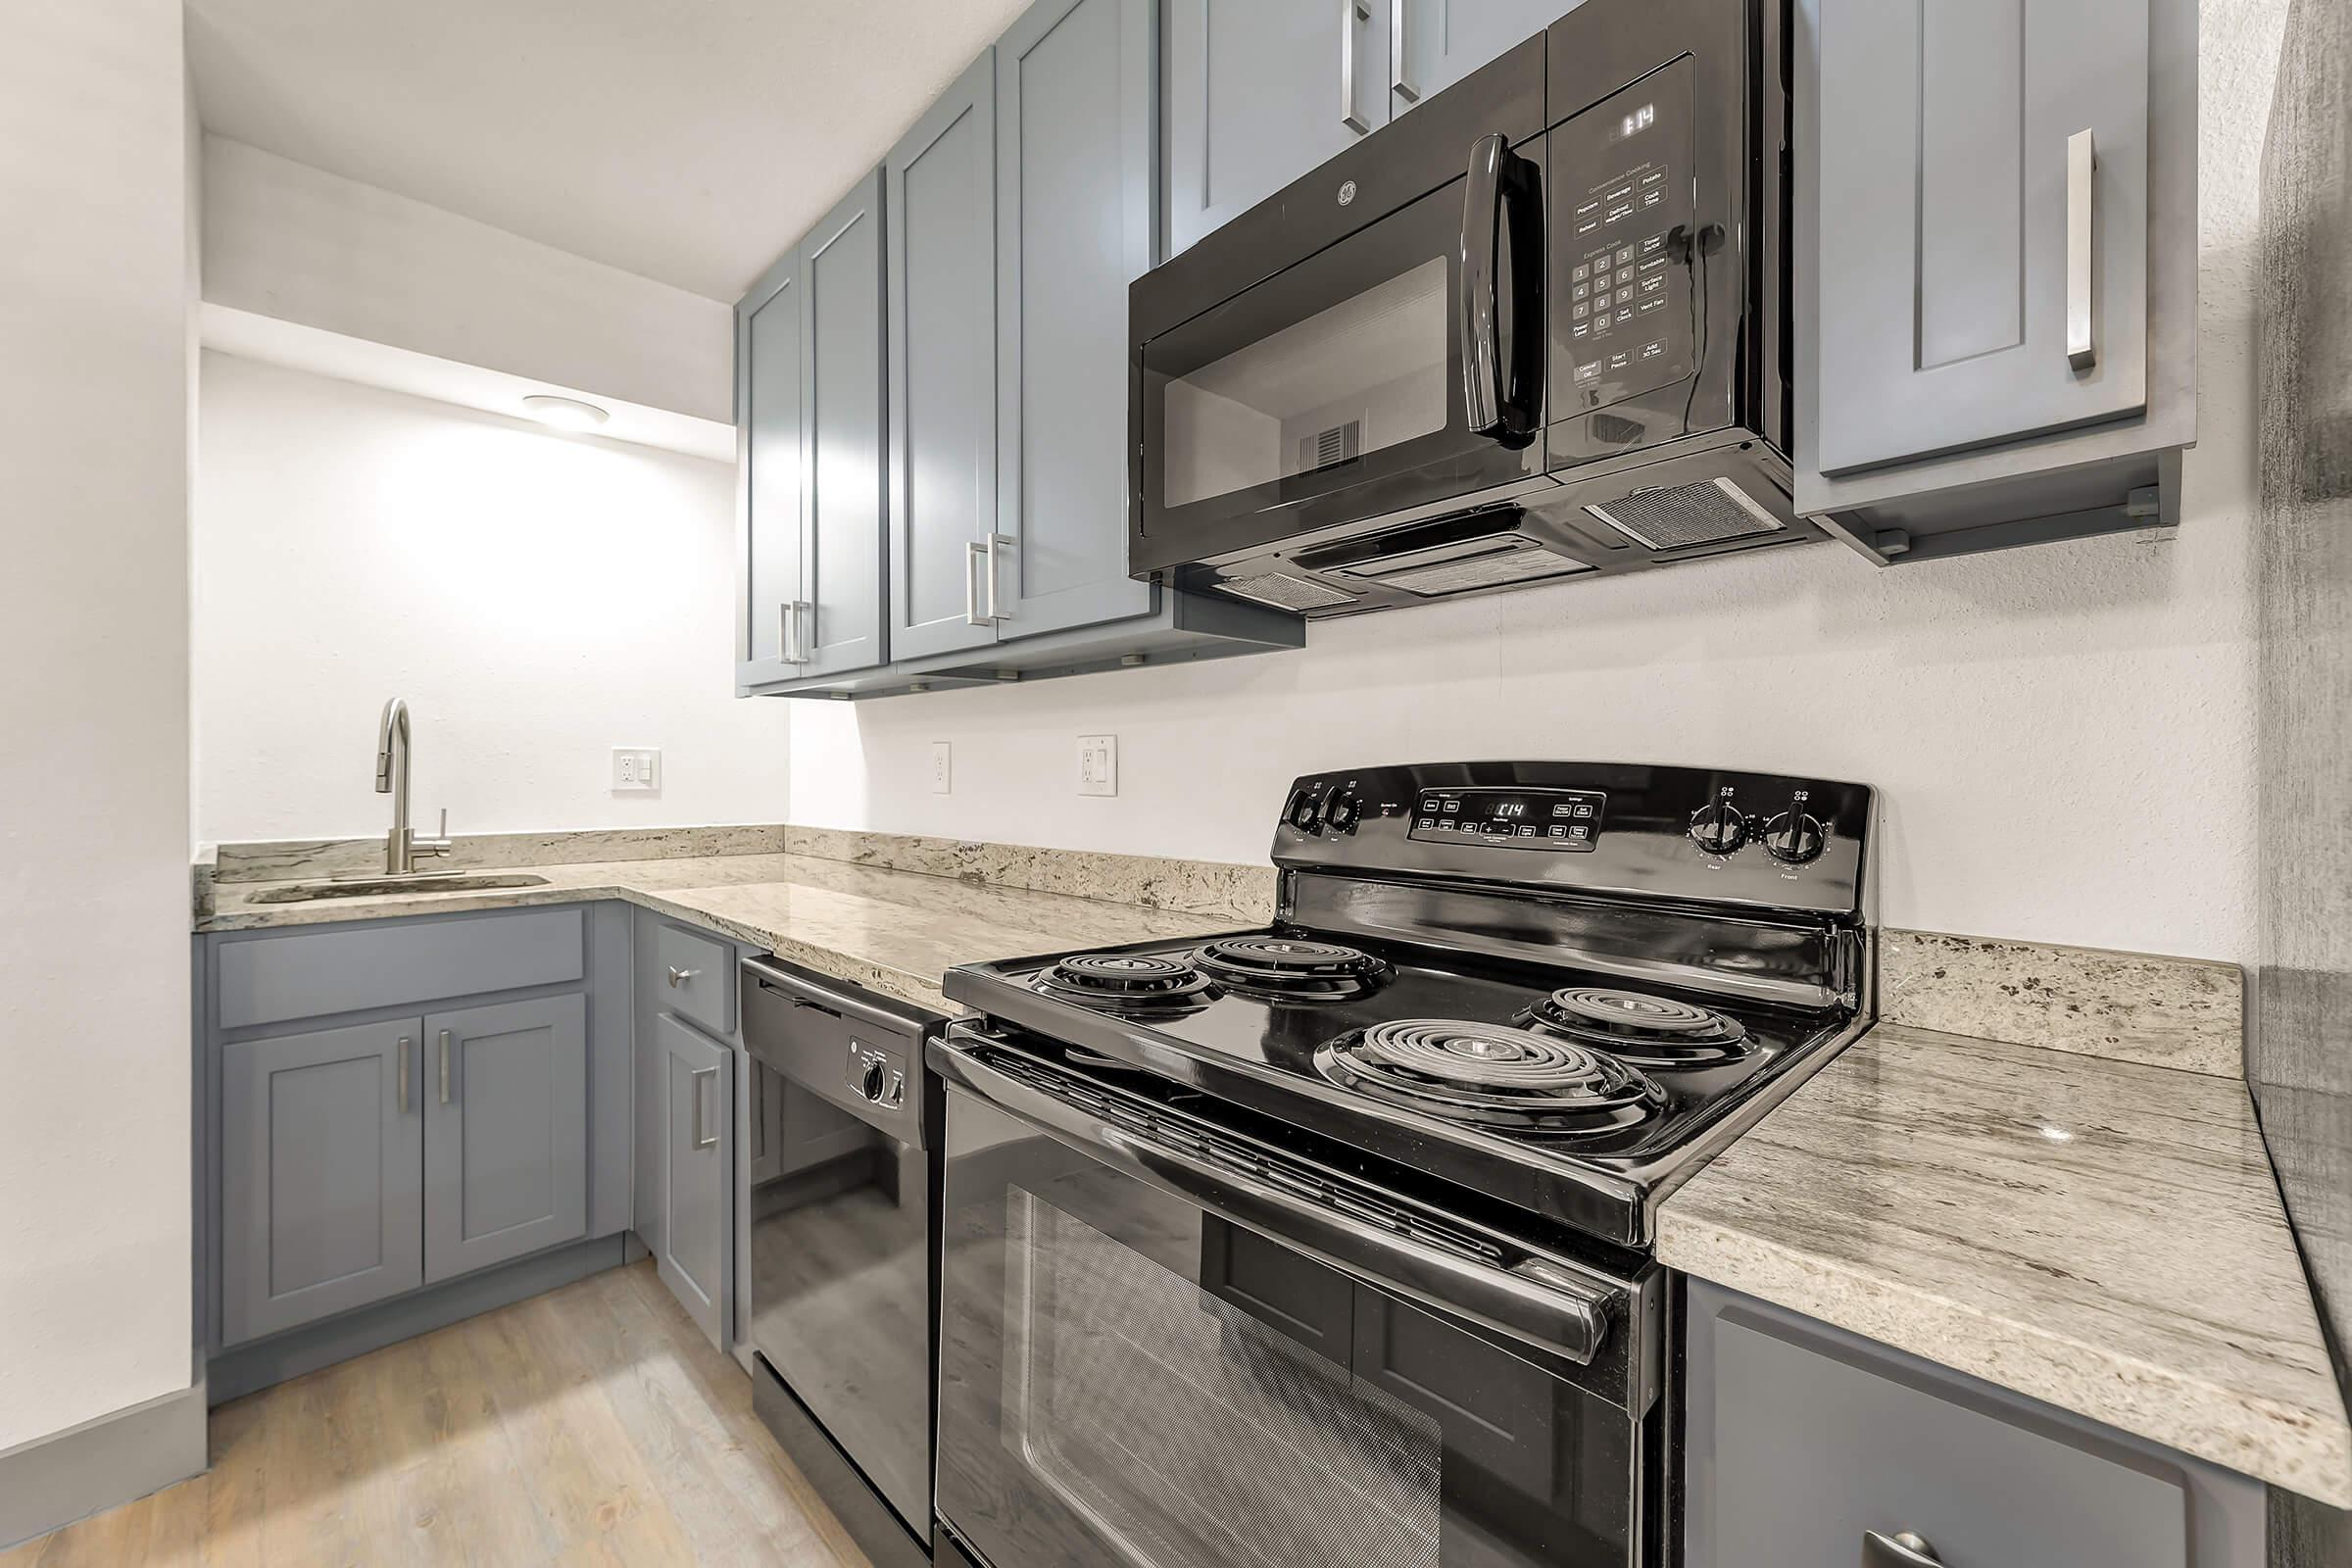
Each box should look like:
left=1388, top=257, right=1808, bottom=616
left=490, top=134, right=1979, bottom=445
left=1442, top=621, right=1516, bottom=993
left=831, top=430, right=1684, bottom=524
left=374, top=698, right=454, bottom=875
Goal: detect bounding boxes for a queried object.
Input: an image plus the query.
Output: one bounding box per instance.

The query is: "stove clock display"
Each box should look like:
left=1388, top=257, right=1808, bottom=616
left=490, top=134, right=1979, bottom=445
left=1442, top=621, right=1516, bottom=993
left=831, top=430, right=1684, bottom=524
left=1407, top=787, right=1607, bottom=852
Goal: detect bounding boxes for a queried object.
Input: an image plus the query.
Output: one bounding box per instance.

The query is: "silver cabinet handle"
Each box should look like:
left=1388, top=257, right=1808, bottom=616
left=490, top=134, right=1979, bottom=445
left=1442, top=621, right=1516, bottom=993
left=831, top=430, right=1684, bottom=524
left=1341, top=0, right=1372, bottom=133
left=2066, top=128, right=2096, bottom=370
left=964, top=540, right=990, bottom=626
left=438, top=1029, right=453, bottom=1104
left=790, top=599, right=814, bottom=662
left=983, top=532, right=1013, bottom=622
left=1863, top=1531, right=1941, bottom=1567
left=692, top=1065, right=719, bottom=1150
left=1389, top=0, right=1417, bottom=102
left=666, top=964, right=699, bottom=988
left=397, top=1036, right=412, bottom=1115
left=778, top=600, right=793, bottom=663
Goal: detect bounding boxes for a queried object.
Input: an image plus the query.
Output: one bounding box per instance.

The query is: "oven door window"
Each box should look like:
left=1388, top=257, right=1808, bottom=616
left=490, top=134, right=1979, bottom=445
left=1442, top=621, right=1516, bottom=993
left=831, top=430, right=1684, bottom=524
left=935, top=1093, right=1638, bottom=1568
left=1138, top=173, right=1543, bottom=568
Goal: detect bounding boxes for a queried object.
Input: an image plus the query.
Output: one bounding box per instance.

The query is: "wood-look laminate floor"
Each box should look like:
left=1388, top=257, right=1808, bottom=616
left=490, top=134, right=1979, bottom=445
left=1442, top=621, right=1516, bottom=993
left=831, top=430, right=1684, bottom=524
left=0, top=1261, right=872, bottom=1567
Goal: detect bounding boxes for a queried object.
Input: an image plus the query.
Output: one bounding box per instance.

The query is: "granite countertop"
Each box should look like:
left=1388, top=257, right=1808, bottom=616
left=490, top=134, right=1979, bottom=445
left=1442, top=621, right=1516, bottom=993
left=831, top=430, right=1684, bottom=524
left=1657, top=1021, right=2352, bottom=1507
left=200, top=850, right=1243, bottom=1012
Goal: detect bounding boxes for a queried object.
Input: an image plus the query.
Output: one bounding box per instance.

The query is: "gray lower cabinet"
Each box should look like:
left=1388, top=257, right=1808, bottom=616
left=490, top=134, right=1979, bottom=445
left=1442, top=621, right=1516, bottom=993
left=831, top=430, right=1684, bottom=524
left=421, top=996, right=589, bottom=1283
left=1684, top=1279, right=2267, bottom=1568
left=1794, top=0, right=2197, bottom=561
left=220, top=1019, right=425, bottom=1345
left=655, top=1013, right=731, bottom=1351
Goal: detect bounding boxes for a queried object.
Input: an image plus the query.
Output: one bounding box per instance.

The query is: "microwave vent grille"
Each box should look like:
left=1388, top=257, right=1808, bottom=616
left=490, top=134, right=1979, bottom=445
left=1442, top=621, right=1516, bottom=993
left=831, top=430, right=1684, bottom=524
left=1376, top=547, right=1592, bottom=597
left=1298, top=419, right=1363, bottom=475
left=1585, top=477, right=1787, bottom=552
left=1215, top=571, right=1357, bottom=612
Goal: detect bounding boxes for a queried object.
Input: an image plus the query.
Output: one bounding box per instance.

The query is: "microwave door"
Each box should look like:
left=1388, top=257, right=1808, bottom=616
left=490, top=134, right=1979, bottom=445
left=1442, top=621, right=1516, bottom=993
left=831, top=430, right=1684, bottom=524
left=1134, top=145, right=1548, bottom=576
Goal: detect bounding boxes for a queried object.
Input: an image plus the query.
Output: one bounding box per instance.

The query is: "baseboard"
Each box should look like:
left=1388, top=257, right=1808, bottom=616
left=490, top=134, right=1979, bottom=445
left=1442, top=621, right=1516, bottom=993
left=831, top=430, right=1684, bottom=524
left=0, top=1381, right=209, bottom=1548
left=206, top=1234, right=630, bottom=1404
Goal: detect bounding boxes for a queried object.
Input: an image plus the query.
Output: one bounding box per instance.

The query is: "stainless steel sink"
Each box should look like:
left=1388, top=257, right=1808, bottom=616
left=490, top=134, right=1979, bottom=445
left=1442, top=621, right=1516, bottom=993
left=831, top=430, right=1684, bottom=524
left=245, top=872, right=552, bottom=905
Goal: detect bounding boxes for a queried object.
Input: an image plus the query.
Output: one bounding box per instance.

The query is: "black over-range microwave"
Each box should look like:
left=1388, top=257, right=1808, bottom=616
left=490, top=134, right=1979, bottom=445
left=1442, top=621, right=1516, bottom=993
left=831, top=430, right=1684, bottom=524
left=1129, top=0, right=1821, bottom=618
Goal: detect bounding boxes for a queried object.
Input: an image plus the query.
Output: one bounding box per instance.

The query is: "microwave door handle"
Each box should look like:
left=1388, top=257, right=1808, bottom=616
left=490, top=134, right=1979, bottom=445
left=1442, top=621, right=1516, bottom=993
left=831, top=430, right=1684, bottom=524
left=1460, top=134, right=1540, bottom=447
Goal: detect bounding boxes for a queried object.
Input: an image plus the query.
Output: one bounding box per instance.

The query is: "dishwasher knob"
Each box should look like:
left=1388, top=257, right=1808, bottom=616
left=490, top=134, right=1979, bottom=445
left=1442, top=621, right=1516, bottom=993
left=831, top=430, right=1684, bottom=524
left=858, top=1058, right=889, bottom=1102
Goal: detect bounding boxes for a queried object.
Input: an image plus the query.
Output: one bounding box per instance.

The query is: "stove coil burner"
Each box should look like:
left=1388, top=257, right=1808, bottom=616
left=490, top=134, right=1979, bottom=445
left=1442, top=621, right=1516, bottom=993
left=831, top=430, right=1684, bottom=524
left=1316, top=1019, right=1664, bottom=1135
left=1192, top=936, right=1388, bottom=1001
left=1033, top=952, right=1219, bottom=1011
left=1515, top=986, right=1753, bottom=1068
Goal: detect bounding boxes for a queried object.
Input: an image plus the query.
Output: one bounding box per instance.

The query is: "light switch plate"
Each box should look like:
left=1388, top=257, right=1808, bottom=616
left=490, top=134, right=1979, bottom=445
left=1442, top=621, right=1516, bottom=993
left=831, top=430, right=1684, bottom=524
left=612, top=747, right=661, bottom=792
left=1077, top=735, right=1117, bottom=797
left=932, top=741, right=953, bottom=795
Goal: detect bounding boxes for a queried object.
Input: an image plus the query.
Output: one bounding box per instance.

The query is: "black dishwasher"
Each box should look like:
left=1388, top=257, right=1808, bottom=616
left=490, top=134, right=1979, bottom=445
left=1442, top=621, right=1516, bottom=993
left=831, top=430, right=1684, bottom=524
left=740, top=956, right=944, bottom=1568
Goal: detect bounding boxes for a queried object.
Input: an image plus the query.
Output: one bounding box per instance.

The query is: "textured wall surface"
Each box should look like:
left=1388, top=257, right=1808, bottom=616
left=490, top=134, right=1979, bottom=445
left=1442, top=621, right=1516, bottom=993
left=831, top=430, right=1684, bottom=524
left=785, top=0, right=2287, bottom=970
left=0, top=0, right=195, bottom=1450
left=2254, top=0, right=2352, bottom=1555
left=194, top=355, right=791, bottom=841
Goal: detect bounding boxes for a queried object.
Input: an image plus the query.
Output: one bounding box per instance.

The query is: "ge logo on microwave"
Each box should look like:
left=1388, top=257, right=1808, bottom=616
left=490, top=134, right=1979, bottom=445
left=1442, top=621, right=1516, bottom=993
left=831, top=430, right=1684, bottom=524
left=1337, top=179, right=1357, bottom=207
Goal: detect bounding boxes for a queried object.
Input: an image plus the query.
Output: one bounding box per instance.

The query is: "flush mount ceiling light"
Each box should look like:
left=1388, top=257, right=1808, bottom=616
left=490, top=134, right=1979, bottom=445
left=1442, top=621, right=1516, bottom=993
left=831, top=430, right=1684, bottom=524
left=519, top=394, right=610, bottom=431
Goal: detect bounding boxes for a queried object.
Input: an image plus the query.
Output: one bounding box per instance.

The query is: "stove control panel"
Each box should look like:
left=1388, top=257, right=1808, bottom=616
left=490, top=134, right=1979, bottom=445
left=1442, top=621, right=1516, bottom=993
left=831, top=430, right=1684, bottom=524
left=1272, top=763, right=1876, bottom=920
left=1409, top=787, right=1606, bottom=852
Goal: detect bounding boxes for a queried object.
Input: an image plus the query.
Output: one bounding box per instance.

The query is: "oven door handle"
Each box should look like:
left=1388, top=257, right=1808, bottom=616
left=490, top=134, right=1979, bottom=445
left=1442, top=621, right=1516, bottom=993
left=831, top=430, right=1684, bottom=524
left=1459, top=132, right=1542, bottom=449
left=936, top=1033, right=1619, bottom=1370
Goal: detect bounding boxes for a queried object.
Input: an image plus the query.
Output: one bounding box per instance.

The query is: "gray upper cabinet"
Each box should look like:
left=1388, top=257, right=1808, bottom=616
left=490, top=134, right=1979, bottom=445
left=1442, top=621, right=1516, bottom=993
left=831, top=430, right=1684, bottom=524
left=1814, top=0, right=2148, bottom=474
left=995, top=0, right=1157, bottom=638
left=1390, top=0, right=1568, bottom=111
left=802, top=171, right=891, bottom=678
left=422, top=995, right=589, bottom=1284
left=888, top=55, right=1003, bottom=663
left=657, top=1013, right=731, bottom=1351
left=1164, top=0, right=1393, bottom=256
left=220, top=1019, right=425, bottom=1345
left=1794, top=0, right=2196, bottom=563
left=737, top=248, right=805, bottom=689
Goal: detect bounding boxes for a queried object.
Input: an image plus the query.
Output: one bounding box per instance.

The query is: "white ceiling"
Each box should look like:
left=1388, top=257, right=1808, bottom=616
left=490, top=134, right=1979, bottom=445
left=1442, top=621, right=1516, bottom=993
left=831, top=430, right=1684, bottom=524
left=186, top=0, right=1033, bottom=302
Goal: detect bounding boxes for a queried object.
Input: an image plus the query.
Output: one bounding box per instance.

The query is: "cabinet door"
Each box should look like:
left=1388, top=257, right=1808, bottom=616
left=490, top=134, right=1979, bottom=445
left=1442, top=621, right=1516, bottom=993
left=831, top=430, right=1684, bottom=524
left=657, top=1014, right=730, bottom=1350
left=801, top=169, right=891, bottom=678
left=422, top=996, right=588, bottom=1283
left=220, top=1019, right=424, bottom=1345
left=1813, top=0, right=2150, bottom=475
left=737, top=247, right=807, bottom=687
left=888, top=55, right=1003, bottom=662
left=996, top=0, right=1157, bottom=637
left=1164, top=0, right=1392, bottom=256
left=1391, top=0, right=1565, bottom=110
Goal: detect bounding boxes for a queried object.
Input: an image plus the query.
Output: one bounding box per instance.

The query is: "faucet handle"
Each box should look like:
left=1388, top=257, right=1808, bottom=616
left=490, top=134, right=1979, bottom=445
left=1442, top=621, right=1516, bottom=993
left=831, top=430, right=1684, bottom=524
left=416, top=808, right=454, bottom=859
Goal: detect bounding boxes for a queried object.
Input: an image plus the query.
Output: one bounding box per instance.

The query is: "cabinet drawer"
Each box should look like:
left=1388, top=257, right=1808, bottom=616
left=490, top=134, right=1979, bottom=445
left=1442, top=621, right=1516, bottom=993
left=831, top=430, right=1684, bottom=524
left=216, top=907, right=585, bottom=1030
left=655, top=922, right=734, bottom=1038
left=1698, top=1307, right=2188, bottom=1568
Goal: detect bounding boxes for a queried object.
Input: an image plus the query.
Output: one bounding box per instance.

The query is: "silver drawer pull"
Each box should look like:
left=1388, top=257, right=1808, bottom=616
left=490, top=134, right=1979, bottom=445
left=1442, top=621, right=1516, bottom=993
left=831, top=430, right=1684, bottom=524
left=692, top=1065, right=719, bottom=1150
left=2066, top=128, right=2096, bottom=370
left=1863, top=1531, right=1941, bottom=1567
left=666, top=964, right=699, bottom=988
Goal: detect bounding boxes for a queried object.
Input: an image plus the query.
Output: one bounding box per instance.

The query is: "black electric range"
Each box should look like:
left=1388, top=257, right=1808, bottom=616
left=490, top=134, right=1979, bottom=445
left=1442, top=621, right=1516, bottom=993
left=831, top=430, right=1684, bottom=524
left=928, top=761, right=1876, bottom=1568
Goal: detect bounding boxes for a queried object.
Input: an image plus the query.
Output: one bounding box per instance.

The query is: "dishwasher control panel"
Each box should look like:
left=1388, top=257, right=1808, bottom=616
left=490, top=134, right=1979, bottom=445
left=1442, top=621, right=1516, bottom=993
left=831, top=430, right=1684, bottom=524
left=848, top=1039, right=908, bottom=1109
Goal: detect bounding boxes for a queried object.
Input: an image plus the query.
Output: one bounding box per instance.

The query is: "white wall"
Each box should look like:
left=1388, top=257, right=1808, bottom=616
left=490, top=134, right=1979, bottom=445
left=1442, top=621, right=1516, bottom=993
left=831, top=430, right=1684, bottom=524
left=201, top=135, right=734, bottom=423
left=791, top=0, right=2288, bottom=968
left=0, top=0, right=194, bottom=1451
left=195, top=354, right=789, bottom=842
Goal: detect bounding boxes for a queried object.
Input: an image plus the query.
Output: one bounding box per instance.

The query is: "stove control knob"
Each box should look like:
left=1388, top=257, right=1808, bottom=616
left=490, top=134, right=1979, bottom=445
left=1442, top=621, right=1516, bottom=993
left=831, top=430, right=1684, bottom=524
left=1688, top=802, right=1747, bottom=856
left=1324, top=792, right=1361, bottom=834
left=1288, top=789, right=1323, bottom=833
left=1762, top=808, right=1827, bottom=864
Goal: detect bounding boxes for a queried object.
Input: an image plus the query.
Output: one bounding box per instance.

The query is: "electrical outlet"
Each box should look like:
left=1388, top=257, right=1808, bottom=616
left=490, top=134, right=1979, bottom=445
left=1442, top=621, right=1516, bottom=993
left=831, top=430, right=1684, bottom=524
left=612, top=747, right=661, bottom=792
left=1077, top=735, right=1117, bottom=797
left=932, top=741, right=953, bottom=794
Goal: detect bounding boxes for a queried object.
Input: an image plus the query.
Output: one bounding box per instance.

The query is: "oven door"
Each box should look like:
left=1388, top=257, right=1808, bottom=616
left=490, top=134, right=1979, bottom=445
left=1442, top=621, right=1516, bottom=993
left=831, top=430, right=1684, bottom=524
left=1133, top=135, right=1548, bottom=577
left=932, top=1030, right=1658, bottom=1568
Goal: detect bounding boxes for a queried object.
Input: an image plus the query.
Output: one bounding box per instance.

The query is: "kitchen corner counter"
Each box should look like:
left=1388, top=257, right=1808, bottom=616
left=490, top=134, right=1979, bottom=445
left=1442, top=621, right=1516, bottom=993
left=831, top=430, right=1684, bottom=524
left=198, top=851, right=1242, bottom=1014
left=1657, top=1022, right=2352, bottom=1507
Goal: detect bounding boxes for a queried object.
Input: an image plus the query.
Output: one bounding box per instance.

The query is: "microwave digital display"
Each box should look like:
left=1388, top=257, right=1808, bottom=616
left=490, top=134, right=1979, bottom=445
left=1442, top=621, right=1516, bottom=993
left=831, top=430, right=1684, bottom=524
left=1611, top=102, right=1656, bottom=142
left=1408, top=788, right=1606, bottom=852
